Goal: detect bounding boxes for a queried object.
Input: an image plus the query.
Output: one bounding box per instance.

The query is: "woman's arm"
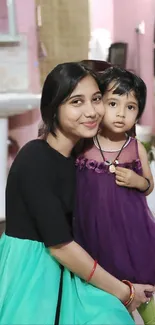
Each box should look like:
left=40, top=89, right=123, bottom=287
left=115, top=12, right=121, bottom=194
left=50, top=240, right=154, bottom=311
left=50, top=241, right=129, bottom=301
left=137, top=141, right=154, bottom=195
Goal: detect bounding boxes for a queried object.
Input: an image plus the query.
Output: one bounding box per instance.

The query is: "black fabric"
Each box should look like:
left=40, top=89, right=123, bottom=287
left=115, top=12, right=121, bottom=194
left=54, top=266, right=64, bottom=325
left=6, top=139, right=74, bottom=247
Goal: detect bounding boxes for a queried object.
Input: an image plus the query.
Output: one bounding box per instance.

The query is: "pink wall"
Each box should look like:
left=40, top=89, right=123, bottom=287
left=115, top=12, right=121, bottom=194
left=90, top=0, right=155, bottom=131
left=89, top=0, right=114, bottom=40
left=9, top=0, right=40, bottom=154
left=113, top=0, right=154, bottom=129
left=15, top=0, right=40, bottom=93
left=0, top=0, right=8, bottom=33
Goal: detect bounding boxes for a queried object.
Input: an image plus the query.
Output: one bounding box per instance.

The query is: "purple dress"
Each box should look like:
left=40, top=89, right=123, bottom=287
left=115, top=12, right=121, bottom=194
left=74, top=137, right=155, bottom=285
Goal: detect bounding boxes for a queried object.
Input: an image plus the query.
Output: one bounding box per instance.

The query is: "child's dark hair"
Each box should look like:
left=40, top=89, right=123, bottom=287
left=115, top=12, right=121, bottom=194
left=100, top=67, right=147, bottom=120
left=38, top=61, right=102, bottom=138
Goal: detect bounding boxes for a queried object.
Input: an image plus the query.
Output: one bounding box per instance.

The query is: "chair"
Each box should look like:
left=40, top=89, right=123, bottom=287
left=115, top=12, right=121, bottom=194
left=107, top=42, right=128, bottom=68
left=81, top=60, right=111, bottom=73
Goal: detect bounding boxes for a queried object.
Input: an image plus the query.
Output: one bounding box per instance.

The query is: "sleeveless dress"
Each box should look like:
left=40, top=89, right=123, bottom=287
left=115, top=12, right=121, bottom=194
left=0, top=139, right=134, bottom=325
left=75, top=137, right=155, bottom=285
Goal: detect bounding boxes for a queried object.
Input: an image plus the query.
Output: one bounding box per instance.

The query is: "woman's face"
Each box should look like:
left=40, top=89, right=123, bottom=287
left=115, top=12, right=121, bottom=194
left=58, top=75, right=105, bottom=140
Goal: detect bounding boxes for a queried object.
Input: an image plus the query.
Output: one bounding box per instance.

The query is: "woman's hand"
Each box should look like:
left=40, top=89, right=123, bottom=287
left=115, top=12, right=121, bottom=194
left=127, top=284, right=155, bottom=312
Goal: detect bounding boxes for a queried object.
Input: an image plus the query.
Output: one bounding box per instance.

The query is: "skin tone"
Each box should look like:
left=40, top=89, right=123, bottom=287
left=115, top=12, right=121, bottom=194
left=47, top=75, right=104, bottom=157
left=46, top=75, right=155, bottom=313
left=99, top=82, right=154, bottom=195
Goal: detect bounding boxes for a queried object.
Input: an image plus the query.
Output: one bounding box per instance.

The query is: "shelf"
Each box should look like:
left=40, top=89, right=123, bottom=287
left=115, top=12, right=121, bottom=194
left=0, top=34, right=21, bottom=44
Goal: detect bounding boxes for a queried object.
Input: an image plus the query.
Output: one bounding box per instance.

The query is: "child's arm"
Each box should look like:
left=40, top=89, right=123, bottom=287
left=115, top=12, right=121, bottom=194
left=137, top=141, right=154, bottom=195
left=115, top=141, right=154, bottom=195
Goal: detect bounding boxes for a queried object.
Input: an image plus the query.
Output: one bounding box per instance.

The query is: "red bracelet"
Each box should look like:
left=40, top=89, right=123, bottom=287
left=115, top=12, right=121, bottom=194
left=122, top=280, right=135, bottom=307
left=87, top=260, right=98, bottom=282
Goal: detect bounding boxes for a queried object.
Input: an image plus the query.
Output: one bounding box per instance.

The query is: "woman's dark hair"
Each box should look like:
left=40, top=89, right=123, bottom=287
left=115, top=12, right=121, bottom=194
left=100, top=66, right=147, bottom=120
left=38, top=61, right=102, bottom=138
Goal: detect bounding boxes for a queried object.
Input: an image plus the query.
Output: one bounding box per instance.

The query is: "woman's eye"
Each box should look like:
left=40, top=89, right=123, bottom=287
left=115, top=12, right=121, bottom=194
left=93, top=96, right=102, bottom=103
left=71, top=99, right=82, bottom=106
left=109, top=101, right=116, bottom=107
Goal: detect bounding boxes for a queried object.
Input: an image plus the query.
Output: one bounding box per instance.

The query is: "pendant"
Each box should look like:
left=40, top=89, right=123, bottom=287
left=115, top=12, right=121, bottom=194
left=115, top=159, right=119, bottom=165
left=105, top=160, right=111, bottom=166
left=109, top=164, right=116, bottom=173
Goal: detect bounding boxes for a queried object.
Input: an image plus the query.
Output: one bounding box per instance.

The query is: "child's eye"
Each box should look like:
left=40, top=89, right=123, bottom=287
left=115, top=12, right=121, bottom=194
left=109, top=101, right=116, bottom=107
left=93, top=96, right=102, bottom=103
left=128, top=105, right=135, bottom=110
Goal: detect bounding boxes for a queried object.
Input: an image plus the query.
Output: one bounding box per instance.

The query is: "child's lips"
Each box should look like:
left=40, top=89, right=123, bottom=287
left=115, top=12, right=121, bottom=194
left=113, top=122, right=125, bottom=128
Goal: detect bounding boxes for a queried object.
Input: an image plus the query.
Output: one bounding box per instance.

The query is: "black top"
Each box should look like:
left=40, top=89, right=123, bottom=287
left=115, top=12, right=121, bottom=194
left=5, top=140, right=74, bottom=247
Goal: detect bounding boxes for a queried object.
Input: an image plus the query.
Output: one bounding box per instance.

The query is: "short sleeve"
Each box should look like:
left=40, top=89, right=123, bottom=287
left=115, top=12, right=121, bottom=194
left=18, top=144, right=73, bottom=247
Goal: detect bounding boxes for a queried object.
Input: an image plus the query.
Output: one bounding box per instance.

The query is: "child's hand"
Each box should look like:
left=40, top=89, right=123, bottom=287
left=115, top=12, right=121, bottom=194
left=127, top=284, right=155, bottom=312
left=115, top=166, right=141, bottom=188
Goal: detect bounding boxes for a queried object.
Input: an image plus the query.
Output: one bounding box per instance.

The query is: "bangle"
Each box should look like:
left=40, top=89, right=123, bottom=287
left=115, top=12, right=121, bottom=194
left=122, top=280, right=135, bottom=307
left=87, top=260, right=98, bottom=282
left=140, top=177, right=151, bottom=193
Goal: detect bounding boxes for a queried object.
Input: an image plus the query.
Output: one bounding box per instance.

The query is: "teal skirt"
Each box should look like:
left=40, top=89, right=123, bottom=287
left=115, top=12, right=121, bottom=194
left=0, top=234, right=134, bottom=325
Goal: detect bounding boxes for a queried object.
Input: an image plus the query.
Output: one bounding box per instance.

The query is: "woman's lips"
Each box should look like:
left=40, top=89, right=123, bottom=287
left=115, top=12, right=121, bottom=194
left=82, top=121, right=98, bottom=129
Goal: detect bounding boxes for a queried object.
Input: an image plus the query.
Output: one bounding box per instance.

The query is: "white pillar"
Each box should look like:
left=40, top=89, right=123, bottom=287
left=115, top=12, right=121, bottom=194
left=0, top=118, right=8, bottom=221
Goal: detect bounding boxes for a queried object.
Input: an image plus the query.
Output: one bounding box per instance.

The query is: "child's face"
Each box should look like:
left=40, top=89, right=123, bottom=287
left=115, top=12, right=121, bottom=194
left=102, top=83, right=139, bottom=134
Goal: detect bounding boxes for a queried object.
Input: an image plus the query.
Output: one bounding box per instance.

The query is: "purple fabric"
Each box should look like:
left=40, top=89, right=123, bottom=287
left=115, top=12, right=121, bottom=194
left=74, top=138, right=155, bottom=285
